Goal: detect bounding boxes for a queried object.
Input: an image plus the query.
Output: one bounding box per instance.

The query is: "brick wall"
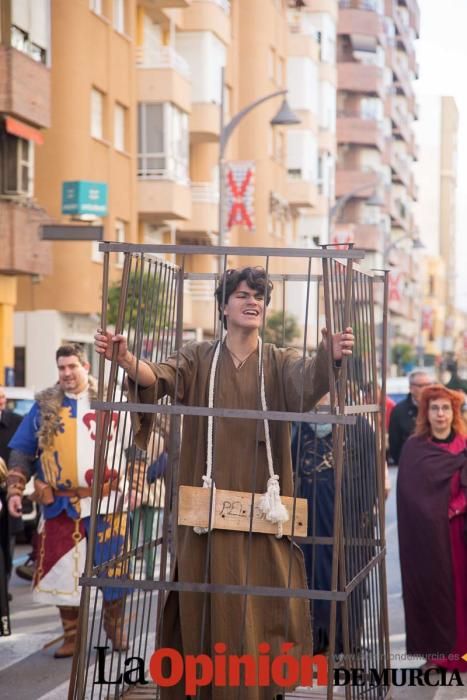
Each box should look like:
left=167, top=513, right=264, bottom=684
left=0, top=47, right=51, bottom=128
left=0, top=200, right=52, bottom=275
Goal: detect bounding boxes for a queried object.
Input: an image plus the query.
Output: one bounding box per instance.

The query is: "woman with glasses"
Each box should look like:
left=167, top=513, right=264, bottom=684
left=397, top=385, right=467, bottom=672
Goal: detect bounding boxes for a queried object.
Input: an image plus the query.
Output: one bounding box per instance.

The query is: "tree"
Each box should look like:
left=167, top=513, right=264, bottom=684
left=107, top=270, right=169, bottom=341
left=264, top=310, right=300, bottom=347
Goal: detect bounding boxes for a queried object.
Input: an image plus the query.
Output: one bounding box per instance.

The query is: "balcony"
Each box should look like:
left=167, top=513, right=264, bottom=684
left=389, top=196, right=410, bottom=232
left=335, top=169, right=380, bottom=198
left=334, top=221, right=383, bottom=252
left=287, top=177, right=318, bottom=209
left=178, top=183, right=219, bottom=240
left=388, top=147, right=410, bottom=187
left=190, top=103, right=220, bottom=143
left=288, top=18, right=319, bottom=61
left=181, top=0, right=231, bottom=45
left=319, top=129, right=336, bottom=154
left=338, top=63, right=384, bottom=96
left=337, top=113, right=385, bottom=151
left=138, top=178, right=191, bottom=221
left=386, top=98, right=412, bottom=144
left=0, top=47, right=50, bottom=128
left=0, top=199, right=52, bottom=275
left=353, top=223, right=383, bottom=251
left=338, top=3, right=383, bottom=42
left=410, top=133, right=419, bottom=160
left=307, top=0, right=338, bottom=15
left=408, top=0, right=420, bottom=37
left=408, top=93, right=419, bottom=120
left=184, top=278, right=217, bottom=330
left=393, top=6, right=413, bottom=55
left=409, top=173, right=418, bottom=201
left=142, top=0, right=192, bottom=11
left=136, top=46, right=191, bottom=114
left=386, top=49, right=415, bottom=101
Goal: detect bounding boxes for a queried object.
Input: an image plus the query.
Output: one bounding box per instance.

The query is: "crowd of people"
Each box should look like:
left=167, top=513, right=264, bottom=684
left=0, top=264, right=466, bottom=695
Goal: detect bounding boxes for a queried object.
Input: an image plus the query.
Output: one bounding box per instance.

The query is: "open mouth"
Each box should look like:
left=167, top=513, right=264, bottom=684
left=242, top=309, right=259, bottom=317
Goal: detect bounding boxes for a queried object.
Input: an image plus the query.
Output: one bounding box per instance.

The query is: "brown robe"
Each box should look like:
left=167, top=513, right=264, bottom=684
left=130, top=340, right=331, bottom=699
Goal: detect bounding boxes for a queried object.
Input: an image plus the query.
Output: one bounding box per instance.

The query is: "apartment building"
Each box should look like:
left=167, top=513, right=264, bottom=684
left=420, top=255, right=448, bottom=366
left=334, top=0, right=420, bottom=344
left=0, top=0, right=52, bottom=385
left=10, top=0, right=337, bottom=387
left=439, top=96, right=458, bottom=316
left=135, top=0, right=339, bottom=334
left=286, top=1, right=337, bottom=246
left=415, top=94, right=459, bottom=365
left=14, top=0, right=138, bottom=388
left=4, top=0, right=423, bottom=385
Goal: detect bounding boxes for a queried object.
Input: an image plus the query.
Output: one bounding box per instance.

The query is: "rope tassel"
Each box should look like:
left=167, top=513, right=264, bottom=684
left=258, top=475, right=289, bottom=538
left=194, top=476, right=217, bottom=535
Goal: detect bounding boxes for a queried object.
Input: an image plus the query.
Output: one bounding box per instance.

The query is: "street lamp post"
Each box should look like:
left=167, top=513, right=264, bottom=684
left=217, top=67, right=300, bottom=255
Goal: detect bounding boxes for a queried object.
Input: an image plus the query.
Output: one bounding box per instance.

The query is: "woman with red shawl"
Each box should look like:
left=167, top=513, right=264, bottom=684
left=397, top=385, right=467, bottom=671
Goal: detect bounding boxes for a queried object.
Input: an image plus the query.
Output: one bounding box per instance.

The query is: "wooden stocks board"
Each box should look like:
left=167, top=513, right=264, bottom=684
left=178, top=485, right=307, bottom=537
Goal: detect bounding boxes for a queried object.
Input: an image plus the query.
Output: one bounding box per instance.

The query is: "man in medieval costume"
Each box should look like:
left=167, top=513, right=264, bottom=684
left=95, top=267, right=354, bottom=699
left=6, top=344, right=130, bottom=658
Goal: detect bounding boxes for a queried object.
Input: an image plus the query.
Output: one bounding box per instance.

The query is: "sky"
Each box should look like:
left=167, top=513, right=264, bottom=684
left=415, top=0, right=467, bottom=310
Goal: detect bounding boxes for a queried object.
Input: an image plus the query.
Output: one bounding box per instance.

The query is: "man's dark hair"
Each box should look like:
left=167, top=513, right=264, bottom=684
left=56, top=343, right=88, bottom=366
left=214, top=267, right=273, bottom=330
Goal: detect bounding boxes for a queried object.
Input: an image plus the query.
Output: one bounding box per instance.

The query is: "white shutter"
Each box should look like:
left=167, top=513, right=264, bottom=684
left=30, top=0, right=49, bottom=49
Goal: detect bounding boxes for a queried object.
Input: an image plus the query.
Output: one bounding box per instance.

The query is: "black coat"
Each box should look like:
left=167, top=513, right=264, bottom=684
left=0, top=410, right=24, bottom=574
left=0, top=410, right=23, bottom=462
left=388, top=393, right=417, bottom=465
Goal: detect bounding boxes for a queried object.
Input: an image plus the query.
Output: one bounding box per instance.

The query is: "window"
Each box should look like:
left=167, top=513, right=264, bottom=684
left=11, top=25, right=46, bottom=64
left=138, top=104, right=164, bottom=174
left=1, top=132, right=34, bottom=196
left=268, top=47, right=275, bottom=81
left=114, top=103, right=126, bottom=151
left=113, top=0, right=125, bottom=33
left=287, top=57, right=318, bottom=112
left=175, top=32, right=225, bottom=103
left=138, top=103, right=188, bottom=183
left=115, top=219, right=126, bottom=267
left=91, top=88, right=104, bottom=140
left=287, top=130, right=318, bottom=183
left=319, top=81, right=336, bottom=132
left=360, top=97, right=383, bottom=121
left=11, top=0, right=50, bottom=65
left=90, top=0, right=103, bottom=14
left=277, top=57, right=284, bottom=87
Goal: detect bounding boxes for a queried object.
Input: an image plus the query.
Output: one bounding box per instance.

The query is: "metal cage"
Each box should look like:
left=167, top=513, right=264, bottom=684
left=68, top=243, right=390, bottom=700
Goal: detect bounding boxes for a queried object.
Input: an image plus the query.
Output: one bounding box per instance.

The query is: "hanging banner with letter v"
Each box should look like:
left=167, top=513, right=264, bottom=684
left=225, top=161, right=256, bottom=232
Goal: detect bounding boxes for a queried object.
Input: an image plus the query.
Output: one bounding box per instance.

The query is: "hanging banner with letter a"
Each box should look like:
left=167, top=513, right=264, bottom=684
left=225, top=161, right=255, bottom=232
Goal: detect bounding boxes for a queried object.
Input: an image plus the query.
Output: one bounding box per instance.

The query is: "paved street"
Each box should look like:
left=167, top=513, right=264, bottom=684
left=1, top=469, right=466, bottom=699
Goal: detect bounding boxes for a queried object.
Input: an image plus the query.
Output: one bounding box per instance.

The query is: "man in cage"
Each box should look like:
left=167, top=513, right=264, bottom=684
left=6, top=344, right=131, bottom=658
left=95, top=266, right=354, bottom=699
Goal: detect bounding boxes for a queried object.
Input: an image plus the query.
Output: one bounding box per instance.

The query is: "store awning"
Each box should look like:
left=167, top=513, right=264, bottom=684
left=5, top=116, right=44, bottom=145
